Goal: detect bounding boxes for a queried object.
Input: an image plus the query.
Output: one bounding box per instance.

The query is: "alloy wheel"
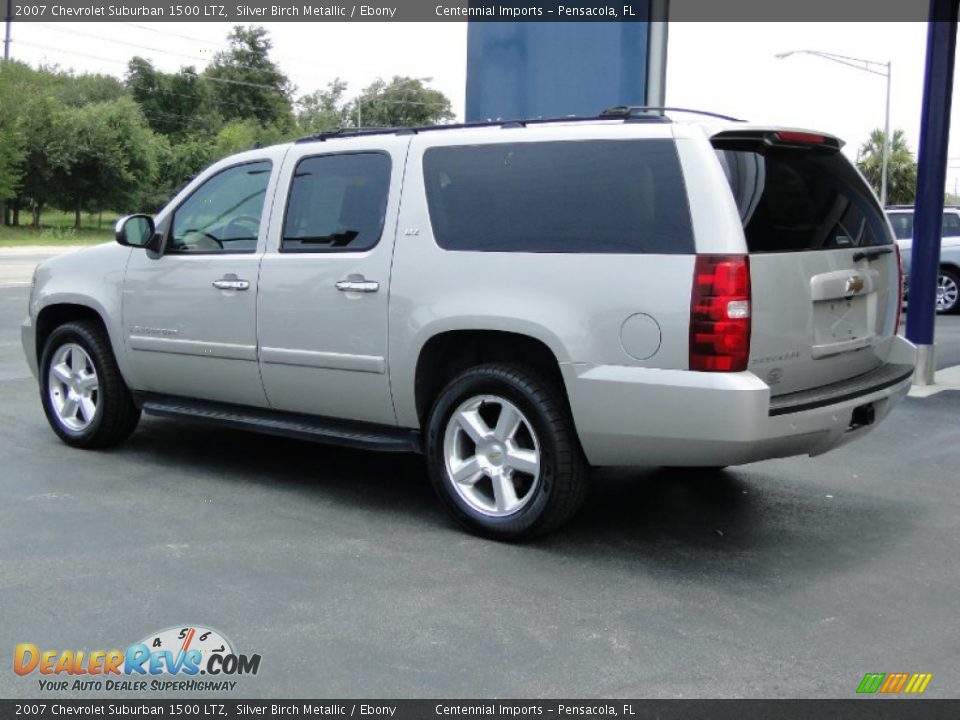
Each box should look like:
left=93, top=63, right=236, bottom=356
left=443, top=395, right=541, bottom=517
left=47, top=343, right=99, bottom=431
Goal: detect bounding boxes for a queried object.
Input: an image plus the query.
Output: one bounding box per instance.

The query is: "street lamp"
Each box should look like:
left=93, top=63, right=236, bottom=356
left=775, top=50, right=892, bottom=207
left=356, top=76, right=433, bottom=128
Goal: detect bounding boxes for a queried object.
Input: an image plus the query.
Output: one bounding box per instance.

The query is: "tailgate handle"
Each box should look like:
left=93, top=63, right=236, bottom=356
left=852, top=247, right=893, bottom=262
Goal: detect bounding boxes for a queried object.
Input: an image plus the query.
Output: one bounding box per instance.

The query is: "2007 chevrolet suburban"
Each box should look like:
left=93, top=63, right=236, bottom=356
left=22, top=108, right=916, bottom=539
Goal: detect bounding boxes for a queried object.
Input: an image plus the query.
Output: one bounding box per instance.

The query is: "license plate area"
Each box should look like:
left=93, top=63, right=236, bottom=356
left=811, top=296, right=874, bottom=359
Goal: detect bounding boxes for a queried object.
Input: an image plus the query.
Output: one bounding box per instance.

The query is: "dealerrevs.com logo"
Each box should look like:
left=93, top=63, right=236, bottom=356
left=14, top=625, right=261, bottom=692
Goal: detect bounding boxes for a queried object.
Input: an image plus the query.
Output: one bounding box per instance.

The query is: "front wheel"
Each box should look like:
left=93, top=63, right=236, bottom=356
left=937, top=267, right=960, bottom=314
left=425, top=364, right=589, bottom=540
left=40, top=321, right=141, bottom=448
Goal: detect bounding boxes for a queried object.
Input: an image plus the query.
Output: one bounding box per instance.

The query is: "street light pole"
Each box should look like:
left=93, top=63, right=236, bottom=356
left=356, top=76, right=433, bottom=128
left=4, top=0, right=12, bottom=61
left=776, top=50, right=893, bottom=206
left=881, top=61, right=892, bottom=207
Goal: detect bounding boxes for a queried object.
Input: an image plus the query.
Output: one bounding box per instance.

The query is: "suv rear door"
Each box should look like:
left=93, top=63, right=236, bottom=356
left=256, top=137, right=410, bottom=426
left=712, top=130, right=901, bottom=397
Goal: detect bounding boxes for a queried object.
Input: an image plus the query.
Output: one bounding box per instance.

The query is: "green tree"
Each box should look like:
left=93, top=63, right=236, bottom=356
left=42, top=66, right=127, bottom=107
left=210, top=118, right=296, bottom=160
left=53, top=98, right=160, bottom=227
left=143, top=133, right=214, bottom=212
left=0, top=64, right=27, bottom=204
left=856, top=128, right=918, bottom=206
left=296, top=78, right=350, bottom=134
left=126, top=57, right=219, bottom=140
left=16, top=96, right=76, bottom=226
left=348, top=76, right=454, bottom=128
left=203, top=25, right=294, bottom=127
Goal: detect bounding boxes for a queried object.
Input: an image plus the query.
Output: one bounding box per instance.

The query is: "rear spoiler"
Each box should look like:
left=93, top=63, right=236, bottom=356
left=711, top=129, right=843, bottom=152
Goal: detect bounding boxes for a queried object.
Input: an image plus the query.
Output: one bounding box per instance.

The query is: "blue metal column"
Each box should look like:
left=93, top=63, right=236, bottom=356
left=906, top=1, right=959, bottom=384
left=466, top=20, right=652, bottom=122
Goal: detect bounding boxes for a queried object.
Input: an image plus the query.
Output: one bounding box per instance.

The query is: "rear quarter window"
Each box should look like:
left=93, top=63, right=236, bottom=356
left=422, top=140, right=694, bottom=254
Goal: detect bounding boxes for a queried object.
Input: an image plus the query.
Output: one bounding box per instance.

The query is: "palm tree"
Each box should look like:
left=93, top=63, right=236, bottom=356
left=856, top=128, right=917, bottom=206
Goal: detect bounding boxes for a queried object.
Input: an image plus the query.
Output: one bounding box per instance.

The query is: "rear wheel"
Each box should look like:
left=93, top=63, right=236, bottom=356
left=40, top=321, right=141, bottom=448
left=425, top=364, right=589, bottom=540
left=937, top=267, right=960, bottom=314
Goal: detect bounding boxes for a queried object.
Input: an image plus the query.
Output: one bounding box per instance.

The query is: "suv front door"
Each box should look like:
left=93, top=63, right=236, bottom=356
left=256, top=138, right=409, bottom=426
left=122, top=155, right=280, bottom=407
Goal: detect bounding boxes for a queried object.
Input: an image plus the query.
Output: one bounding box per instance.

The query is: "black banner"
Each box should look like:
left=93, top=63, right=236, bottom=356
left=1, top=700, right=959, bottom=720
left=1, top=0, right=937, bottom=23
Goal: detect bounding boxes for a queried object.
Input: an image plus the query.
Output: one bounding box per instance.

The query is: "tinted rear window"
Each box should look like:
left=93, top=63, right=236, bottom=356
left=884, top=211, right=960, bottom=240
left=942, top=212, right=960, bottom=237
left=887, top=212, right=913, bottom=240
left=715, top=148, right=892, bottom=252
left=282, top=152, right=391, bottom=253
left=423, top=140, right=694, bottom=254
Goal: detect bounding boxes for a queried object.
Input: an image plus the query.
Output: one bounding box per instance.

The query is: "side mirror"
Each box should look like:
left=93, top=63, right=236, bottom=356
left=115, top=214, right=156, bottom=248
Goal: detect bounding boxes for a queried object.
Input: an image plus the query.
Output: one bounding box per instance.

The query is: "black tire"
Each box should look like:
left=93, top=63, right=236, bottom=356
left=425, top=363, right=589, bottom=540
left=937, top=267, right=960, bottom=314
left=39, top=321, right=141, bottom=449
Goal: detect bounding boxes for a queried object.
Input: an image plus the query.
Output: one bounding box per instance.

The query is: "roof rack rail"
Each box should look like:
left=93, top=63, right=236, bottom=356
left=293, top=110, right=671, bottom=144
left=600, top=105, right=746, bottom=122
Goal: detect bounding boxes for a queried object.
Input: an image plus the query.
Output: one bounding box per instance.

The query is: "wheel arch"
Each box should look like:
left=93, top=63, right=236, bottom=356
left=36, top=302, right=111, bottom=367
left=412, top=329, right=570, bottom=429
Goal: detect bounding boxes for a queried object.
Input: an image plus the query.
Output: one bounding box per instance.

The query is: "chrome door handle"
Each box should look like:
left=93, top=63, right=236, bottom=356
left=335, top=279, right=379, bottom=293
left=212, top=279, right=250, bottom=291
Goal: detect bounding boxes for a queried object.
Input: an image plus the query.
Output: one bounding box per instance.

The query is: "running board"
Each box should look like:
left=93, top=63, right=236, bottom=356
left=136, top=393, right=422, bottom=454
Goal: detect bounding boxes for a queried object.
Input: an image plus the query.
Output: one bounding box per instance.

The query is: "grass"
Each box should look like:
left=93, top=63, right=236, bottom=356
left=0, top=210, right=118, bottom=247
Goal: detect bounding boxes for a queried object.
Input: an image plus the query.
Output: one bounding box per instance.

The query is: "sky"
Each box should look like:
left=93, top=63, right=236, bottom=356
left=6, top=19, right=960, bottom=193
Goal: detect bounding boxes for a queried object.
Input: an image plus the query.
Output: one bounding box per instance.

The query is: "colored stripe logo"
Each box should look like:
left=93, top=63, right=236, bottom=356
left=857, top=672, right=932, bottom=695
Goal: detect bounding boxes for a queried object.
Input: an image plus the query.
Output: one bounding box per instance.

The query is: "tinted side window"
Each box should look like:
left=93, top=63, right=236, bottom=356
left=715, top=148, right=892, bottom=252
left=170, top=161, right=272, bottom=254
left=887, top=213, right=914, bottom=240
left=942, top=212, right=960, bottom=237
left=282, top=152, right=391, bottom=252
left=423, top=140, right=694, bottom=254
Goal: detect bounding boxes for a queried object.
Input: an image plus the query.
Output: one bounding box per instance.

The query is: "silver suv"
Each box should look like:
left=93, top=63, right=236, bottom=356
left=886, top=205, right=960, bottom=314
left=22, top=112, right=916, bottom=539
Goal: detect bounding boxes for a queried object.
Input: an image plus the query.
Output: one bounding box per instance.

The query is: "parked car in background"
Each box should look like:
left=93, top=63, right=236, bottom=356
left=886, top=205, right=960, bottom=314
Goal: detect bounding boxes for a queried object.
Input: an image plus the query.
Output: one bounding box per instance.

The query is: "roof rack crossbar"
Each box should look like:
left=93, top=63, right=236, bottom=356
left=601, top=105, right=746, bottom=122
left=293, top=110, right=672, bottom=144
left=292, top=105, right=745, bottom=145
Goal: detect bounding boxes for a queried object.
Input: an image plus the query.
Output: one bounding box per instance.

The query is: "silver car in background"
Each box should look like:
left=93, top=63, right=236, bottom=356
left=886, top=205, right=960, bottom=314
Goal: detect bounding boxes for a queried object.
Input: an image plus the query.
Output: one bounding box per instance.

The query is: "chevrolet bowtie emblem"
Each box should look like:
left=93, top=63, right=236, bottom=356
left=845, top=276, right=864, bottom=294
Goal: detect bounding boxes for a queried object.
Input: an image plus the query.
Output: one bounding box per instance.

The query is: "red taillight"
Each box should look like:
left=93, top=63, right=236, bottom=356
left=773, top=131, right=826, bottom=145
left=690, top=255, right=751, bottom=372
left=894, top=244, right=903, bottom=335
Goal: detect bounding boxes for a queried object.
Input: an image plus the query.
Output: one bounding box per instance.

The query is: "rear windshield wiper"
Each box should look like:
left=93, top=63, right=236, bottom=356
left=852, top=247, right=894, bottom=262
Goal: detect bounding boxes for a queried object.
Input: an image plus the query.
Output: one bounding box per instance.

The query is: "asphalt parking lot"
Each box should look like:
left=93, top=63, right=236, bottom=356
left=1, top=251, right=959, bottom=699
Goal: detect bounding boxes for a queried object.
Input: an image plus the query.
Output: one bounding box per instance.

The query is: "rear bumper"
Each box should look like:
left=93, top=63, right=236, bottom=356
left=563, top=337, right=916, bottom=467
